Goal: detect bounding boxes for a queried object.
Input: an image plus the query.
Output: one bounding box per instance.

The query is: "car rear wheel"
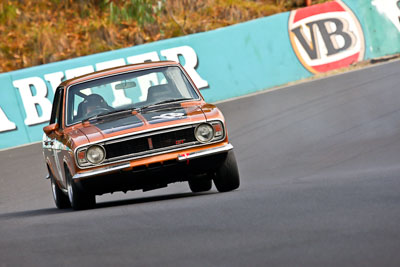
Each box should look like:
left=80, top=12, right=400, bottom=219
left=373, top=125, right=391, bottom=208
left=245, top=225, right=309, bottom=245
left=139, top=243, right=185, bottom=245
left=188, top=174, right=213, bottom=193
left=213, top=151, right=240, bottom=192
left=50, top=176, right=71, bottom=209
left=65, top=168, right=96, bottom=210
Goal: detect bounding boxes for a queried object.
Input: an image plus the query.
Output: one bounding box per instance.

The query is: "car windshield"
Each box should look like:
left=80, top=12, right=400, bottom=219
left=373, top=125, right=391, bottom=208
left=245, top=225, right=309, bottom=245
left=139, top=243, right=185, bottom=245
left=65, top=66, right=200, bottom=125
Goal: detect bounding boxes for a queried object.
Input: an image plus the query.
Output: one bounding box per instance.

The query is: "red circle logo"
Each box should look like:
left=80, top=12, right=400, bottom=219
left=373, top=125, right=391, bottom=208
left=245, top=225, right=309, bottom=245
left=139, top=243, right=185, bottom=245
left=289, top=0, right=365, bottom=74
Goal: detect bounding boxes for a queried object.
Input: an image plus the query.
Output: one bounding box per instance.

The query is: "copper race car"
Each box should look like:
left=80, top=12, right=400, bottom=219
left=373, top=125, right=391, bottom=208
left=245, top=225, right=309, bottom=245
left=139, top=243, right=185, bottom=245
left=43, top=61, right=240, bottom=210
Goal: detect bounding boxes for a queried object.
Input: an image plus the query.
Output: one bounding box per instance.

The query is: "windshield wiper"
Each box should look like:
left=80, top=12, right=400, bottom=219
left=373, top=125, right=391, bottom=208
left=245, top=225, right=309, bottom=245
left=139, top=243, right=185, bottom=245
left=82, top=114, right=100, bottom=123
left=82, top=108, right=133, bottom=123
left=139, top=98, right=194, bottom=112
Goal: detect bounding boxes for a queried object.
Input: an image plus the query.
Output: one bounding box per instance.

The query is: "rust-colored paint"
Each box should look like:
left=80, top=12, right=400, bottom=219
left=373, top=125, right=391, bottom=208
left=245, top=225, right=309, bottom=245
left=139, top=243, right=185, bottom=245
left=43, top=61, right=229, bottom=189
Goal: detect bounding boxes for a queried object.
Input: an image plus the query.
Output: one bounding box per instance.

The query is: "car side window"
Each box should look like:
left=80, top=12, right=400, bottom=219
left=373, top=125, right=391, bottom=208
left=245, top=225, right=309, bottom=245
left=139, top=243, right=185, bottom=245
left=50, top=87, right=63, bottom=127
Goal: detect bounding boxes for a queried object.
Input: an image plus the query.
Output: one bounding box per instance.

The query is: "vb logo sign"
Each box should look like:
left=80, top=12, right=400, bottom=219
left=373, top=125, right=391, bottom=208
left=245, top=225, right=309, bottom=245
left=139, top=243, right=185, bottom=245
left=288, top=0, right=365, bottom=74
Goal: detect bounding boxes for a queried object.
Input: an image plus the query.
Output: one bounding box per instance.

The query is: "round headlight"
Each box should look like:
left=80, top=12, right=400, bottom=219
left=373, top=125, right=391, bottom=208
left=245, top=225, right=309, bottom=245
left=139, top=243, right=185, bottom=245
left=86, top=145, right=105, bottom=164
left=195, top=123, right=214, bottom=143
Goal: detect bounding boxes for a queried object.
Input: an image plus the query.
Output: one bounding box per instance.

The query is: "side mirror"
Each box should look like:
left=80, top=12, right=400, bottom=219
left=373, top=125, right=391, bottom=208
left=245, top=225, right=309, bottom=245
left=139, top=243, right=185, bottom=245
left=43, top=123, right=59, bottom=135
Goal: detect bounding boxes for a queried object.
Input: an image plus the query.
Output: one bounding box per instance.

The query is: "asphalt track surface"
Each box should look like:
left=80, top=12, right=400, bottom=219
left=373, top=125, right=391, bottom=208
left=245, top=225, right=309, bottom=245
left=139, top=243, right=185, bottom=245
left=1, top=60, right=400, bottom=266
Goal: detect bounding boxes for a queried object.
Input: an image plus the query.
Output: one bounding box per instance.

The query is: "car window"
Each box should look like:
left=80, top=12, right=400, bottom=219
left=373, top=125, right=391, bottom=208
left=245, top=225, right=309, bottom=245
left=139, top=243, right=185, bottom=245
left=50, top=87, right=63, bottom=126
left=66, top=66, right=199, bottom=126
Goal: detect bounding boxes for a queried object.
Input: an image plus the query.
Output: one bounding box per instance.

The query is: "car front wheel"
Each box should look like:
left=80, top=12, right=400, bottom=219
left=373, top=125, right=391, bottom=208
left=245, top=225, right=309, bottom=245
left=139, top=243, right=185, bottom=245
left=50, top=176, right=71, bottom=209
left=66, top=168, right=96, bottom=210
left=213, top=151, right=240, bottom=192
left=188, top=174, right=213, bottom=193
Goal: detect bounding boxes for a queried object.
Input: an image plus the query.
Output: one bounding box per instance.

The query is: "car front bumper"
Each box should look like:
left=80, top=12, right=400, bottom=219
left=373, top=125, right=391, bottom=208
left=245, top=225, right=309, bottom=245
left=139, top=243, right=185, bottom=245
left=72, top=143, right=233, bottom=180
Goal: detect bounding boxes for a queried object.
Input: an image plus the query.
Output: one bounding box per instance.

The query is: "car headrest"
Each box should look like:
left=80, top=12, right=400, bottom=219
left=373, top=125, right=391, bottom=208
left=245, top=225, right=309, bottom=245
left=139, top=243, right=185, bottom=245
left=147, top=84, right=178, bottom=103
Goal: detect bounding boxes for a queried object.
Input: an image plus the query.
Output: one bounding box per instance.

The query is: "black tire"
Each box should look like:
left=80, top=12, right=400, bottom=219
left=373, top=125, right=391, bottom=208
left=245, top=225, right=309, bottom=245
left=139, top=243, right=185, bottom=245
left=213, top=151, right=240, bottom=192
left=50, top=176, right=71, bottom=209
left=188, top=174, right=213, bottom=193
left=65, top=168, right=96, bottom=210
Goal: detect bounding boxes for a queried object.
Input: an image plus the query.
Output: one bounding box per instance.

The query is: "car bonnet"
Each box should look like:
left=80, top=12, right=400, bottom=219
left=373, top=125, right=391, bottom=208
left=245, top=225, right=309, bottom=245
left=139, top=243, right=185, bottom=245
left=75, top=103, right=207, bottom=143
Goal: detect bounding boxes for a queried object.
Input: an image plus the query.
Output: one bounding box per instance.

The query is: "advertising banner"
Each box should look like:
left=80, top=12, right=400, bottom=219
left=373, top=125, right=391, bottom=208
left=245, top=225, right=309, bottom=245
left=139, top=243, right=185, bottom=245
left=0, top=0, right=399, bottom=150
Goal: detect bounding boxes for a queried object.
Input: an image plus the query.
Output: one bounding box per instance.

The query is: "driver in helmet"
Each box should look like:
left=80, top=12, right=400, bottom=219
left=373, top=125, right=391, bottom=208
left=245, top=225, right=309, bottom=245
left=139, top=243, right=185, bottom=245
left=82, top=94, right=110, bottom=117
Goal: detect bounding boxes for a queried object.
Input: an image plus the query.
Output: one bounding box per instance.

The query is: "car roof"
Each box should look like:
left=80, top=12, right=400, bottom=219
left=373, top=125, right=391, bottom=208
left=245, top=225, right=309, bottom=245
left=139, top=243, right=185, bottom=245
left=59, top=60, right=179, bottom=88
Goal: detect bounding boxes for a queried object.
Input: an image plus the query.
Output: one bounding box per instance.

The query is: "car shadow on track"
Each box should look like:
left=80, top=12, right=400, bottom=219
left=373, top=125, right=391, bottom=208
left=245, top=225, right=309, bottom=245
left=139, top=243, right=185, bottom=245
left=96, top=191, right=217, bottom=209
left=0, top=207, right=69, bottom=221
left=0, top=191, right=217, bottom=220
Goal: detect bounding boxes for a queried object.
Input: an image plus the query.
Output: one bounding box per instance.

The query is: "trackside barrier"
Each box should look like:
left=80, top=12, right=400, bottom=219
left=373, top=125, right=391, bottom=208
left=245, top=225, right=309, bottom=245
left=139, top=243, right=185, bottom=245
left=0, top=0, right=399, bottom=149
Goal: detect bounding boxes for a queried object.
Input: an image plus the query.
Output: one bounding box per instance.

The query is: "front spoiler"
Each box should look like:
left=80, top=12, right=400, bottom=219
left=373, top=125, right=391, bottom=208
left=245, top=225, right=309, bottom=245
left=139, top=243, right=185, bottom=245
left=72, top=143, right=233, bottom=180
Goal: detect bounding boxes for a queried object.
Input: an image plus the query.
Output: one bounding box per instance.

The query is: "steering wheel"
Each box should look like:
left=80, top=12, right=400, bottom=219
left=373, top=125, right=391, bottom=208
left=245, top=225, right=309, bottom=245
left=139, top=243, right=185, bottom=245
left=86, top=107, right=112, bottom=118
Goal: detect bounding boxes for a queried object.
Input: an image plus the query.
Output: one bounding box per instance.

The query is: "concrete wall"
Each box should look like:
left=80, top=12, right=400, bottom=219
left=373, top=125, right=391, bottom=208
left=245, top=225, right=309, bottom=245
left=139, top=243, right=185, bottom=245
left=0, top=0, right=399, bottom=149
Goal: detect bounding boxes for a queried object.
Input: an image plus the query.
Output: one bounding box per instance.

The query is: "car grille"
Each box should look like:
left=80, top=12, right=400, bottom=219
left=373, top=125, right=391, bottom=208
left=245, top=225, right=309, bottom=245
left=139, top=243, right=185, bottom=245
left=103, top=126, right=197, bottom=160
